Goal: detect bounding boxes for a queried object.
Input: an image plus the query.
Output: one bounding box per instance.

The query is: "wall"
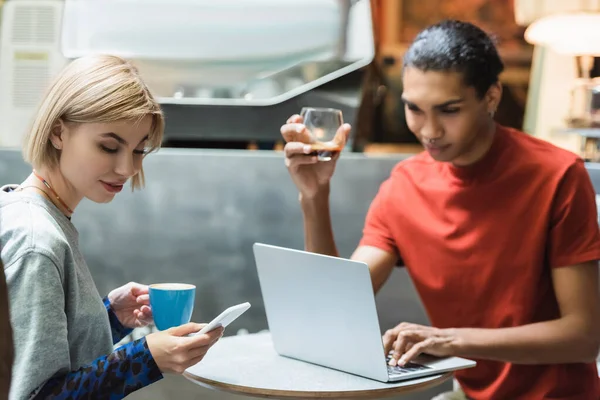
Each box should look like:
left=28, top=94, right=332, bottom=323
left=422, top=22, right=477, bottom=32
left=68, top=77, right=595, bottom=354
left=3, top=149, right=600, bottom=399
left=0, top=149, right=448, bottom=399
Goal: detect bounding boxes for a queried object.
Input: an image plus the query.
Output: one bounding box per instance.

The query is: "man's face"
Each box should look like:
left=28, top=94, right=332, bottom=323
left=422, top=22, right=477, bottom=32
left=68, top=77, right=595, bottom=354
left=402, top=67, right=499, bottom=166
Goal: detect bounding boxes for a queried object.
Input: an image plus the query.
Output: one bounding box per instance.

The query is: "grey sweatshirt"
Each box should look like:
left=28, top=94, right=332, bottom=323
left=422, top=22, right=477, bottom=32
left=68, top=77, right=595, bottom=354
left=0, top=186, right=113, bottom=399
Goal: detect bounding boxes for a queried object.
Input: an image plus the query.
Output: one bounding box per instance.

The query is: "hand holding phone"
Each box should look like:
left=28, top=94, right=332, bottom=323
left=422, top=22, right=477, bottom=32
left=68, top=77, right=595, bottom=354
left=192, top=302, right=251, bottom=336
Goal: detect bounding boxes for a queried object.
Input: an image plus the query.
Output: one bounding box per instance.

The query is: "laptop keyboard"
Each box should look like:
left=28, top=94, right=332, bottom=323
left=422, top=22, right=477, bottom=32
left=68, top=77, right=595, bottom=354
left=386, top=355, right=432, bottom=376
left=387, top=362, right=431, bottom=375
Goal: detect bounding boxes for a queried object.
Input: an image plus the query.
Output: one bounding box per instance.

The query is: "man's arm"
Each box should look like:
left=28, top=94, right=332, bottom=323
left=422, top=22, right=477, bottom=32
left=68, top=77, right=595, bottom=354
left=351, top=246, right=398, bottom=294
left=301, top=183, right=399, bottom=293
left=283, top=115, right=399, bottom=290
left=455, top=160, right=600, bottom=363
left=300, top=188, right=339, bottom=257
left=388, top=159, right=600, bottom=367
left=450, top=161, right=600, bottom=364
left=454, top=261, right=600, bottom=364
left=0, top=260, right=13, bottom=400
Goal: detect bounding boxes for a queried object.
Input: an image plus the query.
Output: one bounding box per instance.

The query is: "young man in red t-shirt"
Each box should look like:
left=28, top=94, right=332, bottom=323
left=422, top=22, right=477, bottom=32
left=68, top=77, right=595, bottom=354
left=281, top=20, right=600, bottom=400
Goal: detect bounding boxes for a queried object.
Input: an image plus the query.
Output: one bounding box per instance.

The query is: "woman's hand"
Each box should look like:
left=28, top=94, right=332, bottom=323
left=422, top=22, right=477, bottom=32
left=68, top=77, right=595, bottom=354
left=146, top=323, right=224, bottom=374
left=107, top=282, right=153, bottom=328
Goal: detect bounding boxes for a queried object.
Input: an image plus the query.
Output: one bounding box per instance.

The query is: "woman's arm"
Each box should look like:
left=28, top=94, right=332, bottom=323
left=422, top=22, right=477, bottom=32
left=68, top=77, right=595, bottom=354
left=103, top=297, right=133, bottom=345
left=34, top=338, right=162, bottom=399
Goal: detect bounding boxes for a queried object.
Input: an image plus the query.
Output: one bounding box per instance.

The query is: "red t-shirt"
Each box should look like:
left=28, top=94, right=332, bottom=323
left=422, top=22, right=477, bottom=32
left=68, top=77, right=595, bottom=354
left=359, top=124, right=600, bottom=399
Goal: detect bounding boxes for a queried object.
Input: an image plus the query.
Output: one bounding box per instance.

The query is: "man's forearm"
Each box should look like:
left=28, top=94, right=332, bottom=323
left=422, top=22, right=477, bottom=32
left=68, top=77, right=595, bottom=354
left=300, top=185, right=338, bottom=257
left=454, top=315, right=600, bottom=364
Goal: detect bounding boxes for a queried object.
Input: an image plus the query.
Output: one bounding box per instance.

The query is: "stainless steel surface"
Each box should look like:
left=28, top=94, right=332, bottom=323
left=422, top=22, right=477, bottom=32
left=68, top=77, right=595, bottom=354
left=6, top=150, right=600, bottom=398
left=584, top=162, right=600, bottom=189
left=160, top=87, right=361, bottom=145
left=553, top=128, right=600, bottom=138
left=0, top=1, right=372, bottom=147
left=61, top=0, right=374, bottom=106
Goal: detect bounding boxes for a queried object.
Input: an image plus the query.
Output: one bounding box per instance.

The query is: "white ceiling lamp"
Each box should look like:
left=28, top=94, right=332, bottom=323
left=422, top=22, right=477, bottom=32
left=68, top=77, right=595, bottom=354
left=524, top=12, right=600, bottom=128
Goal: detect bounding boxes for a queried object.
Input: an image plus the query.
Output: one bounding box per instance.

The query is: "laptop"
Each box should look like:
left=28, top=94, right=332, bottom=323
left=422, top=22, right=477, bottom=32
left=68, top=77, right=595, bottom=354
left=252, top=243, right=476, bottom=383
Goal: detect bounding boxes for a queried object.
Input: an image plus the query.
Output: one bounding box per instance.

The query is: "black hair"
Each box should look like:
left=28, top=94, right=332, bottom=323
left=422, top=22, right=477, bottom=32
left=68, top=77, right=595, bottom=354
left=402, top=20, right=504, bottom=98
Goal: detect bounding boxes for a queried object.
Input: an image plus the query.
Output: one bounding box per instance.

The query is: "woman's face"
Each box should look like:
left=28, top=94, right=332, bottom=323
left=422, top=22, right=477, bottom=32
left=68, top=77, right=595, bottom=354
left=52, top=116, right=153, bottom=203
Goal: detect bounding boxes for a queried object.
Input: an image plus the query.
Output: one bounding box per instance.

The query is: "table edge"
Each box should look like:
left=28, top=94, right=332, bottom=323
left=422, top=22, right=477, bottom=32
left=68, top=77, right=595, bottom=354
left=182, top=371, right=453, bottom=399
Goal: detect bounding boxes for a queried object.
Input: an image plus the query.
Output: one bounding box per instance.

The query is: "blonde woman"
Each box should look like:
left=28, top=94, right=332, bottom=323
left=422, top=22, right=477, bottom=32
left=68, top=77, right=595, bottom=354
left=0, top=55, right=223, bottom=399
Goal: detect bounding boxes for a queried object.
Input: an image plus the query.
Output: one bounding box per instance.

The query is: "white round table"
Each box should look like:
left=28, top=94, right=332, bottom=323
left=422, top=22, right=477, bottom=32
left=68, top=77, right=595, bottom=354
left=183, top=332, right=452, bottom=399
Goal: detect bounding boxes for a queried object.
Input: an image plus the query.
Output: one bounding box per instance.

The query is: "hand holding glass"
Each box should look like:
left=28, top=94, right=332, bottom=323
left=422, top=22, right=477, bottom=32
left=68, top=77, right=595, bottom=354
left=300, top=107, right=344, bottom=161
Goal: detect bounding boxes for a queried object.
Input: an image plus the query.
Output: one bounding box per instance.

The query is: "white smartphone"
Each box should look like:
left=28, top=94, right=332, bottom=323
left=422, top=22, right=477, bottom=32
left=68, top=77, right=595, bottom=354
left=193, top=302, right=251, bottom=335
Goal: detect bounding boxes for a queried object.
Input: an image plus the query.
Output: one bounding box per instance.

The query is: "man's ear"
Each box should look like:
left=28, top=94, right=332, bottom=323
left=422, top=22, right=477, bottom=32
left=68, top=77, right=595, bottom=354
left=485, top=82, right=502, bottom=116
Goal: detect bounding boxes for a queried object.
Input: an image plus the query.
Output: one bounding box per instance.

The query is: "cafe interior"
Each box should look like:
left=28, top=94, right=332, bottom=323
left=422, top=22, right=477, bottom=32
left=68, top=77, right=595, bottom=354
left=1, top=0, right=600, bottom=399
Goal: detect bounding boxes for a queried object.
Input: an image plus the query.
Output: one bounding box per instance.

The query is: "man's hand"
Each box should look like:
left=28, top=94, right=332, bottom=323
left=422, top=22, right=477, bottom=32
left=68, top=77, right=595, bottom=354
left=383, top=322, right=460, bottom=366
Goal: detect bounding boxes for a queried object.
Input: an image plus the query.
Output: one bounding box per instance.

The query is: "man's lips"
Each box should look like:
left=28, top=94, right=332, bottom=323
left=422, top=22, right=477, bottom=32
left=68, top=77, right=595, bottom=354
left=423, top=140, right=448, bottom=147
left=423, top=143, right=450, bottom=154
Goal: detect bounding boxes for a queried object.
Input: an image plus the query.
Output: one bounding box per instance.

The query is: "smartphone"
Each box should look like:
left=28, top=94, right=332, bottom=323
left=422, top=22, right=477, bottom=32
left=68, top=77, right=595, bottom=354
left=193, top=302, right=251, bottom=335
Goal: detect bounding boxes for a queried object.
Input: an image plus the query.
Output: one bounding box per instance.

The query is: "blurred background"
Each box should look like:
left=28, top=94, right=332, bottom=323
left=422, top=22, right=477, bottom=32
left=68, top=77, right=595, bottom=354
left=1, top=1, right=600, bottom=399
left=1, top=0, right=600, bottom=154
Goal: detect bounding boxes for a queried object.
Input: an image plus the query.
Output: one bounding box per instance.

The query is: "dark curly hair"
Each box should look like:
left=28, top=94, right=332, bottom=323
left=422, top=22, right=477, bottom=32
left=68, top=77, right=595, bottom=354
left=402, top=20, right=504, bottom=98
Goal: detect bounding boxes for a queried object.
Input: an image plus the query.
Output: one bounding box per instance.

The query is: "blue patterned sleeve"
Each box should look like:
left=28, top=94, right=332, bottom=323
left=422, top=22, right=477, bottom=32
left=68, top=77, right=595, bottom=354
left=33, top=338, right=163, bottom=399
left=103, top=296, right=134, bottom=344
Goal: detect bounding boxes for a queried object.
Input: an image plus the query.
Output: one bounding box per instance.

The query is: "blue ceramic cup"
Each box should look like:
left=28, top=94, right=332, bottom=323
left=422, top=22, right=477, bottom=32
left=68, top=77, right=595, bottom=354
left=149, top=283, right=196, bottom=330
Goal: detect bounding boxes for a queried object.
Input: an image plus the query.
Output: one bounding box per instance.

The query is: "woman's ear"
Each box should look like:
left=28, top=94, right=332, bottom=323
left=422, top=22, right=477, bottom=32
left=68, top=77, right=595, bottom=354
left=49, top=119, right=65, bottom=150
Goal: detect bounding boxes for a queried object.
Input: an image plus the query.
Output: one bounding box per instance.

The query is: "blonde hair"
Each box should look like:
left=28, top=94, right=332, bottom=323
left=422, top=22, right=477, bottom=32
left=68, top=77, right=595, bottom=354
left=24, top=54, right=164, bottom=190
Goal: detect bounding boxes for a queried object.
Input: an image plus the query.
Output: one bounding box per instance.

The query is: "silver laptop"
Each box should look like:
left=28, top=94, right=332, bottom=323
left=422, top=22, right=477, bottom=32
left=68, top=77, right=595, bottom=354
left=252, top=243, right=476, bottom=383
